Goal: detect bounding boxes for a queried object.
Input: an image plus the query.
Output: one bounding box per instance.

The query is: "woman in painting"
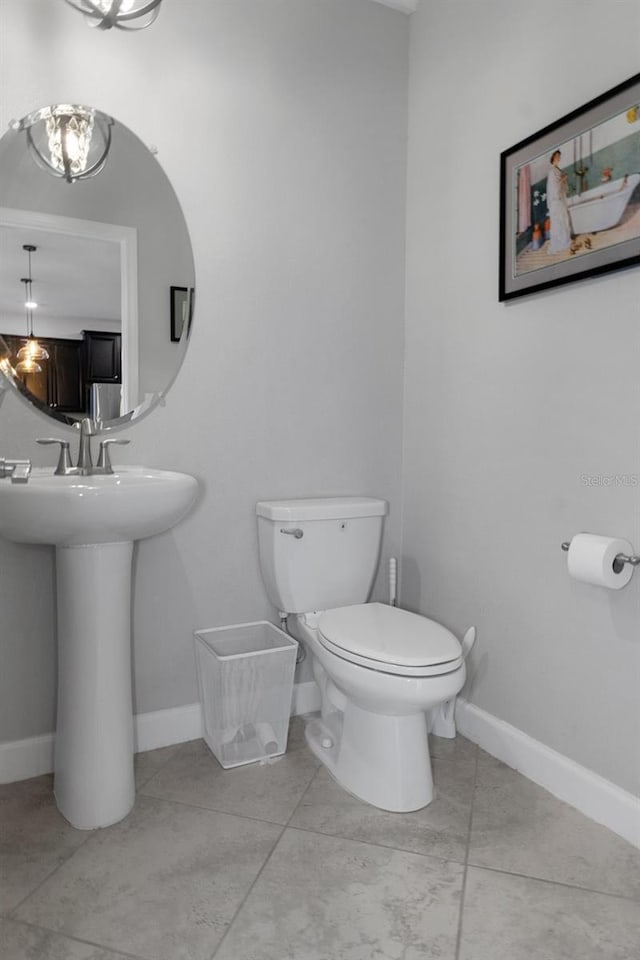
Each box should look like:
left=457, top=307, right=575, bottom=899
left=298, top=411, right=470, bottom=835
left=546, top=149, right=572, bottom=253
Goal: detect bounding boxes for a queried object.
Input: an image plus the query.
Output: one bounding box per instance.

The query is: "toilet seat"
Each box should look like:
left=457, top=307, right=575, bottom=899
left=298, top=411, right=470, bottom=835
left=316, top=602, right=463, bottom=678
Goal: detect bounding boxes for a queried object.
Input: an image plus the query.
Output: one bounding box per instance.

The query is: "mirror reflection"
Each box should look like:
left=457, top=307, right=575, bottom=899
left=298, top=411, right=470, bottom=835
left=0, top=105, right=195, bottom=428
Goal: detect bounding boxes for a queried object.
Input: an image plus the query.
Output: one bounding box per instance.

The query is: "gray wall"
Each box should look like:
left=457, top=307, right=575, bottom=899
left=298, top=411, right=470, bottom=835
left=0, top=0, right=408, bottom=739
left=403, top=0, right=640, bottom=796
left=3, top=0, right=637, bottom=803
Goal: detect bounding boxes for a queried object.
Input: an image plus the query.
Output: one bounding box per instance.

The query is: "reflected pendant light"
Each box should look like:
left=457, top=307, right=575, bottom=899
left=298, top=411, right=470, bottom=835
left=63, top=0, right=163, bottom=30
left=13, top=105, right=113, bottom=184
left=16, top=245, right=49, bottom=377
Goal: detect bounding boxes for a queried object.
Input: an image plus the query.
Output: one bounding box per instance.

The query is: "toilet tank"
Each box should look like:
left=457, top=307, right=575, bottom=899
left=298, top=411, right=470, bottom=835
left=256, top=497, right=388, bottom=614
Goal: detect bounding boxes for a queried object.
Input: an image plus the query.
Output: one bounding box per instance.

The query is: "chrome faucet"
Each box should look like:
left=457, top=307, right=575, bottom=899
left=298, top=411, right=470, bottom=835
left=0, top=457, right=32, bottom=483
left=37, top=418, right=129, bottom=476
left=77, top=418, right=97, bottom=472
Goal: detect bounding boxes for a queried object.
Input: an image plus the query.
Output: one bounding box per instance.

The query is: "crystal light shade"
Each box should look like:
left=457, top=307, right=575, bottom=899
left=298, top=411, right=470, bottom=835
left=17, top=336, right=49, bottom=366
left=15, top=339, right=46, bottom=376
left=47, top=110, right=94, bottom=178
left=15, top=360, right=43, bottom=375
left=14, top=105, right=113, bottom=184
left=63, top=0, right=163, bottom=30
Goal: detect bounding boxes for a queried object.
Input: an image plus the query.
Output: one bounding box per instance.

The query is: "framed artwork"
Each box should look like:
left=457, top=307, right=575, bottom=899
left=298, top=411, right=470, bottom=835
left=170, top=286, right=194, bottom=342
left=499, top=73, right=640, bottom=301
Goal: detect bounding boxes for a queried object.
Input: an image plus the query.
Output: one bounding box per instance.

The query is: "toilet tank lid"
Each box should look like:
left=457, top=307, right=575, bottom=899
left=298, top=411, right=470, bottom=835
left=256, top=497, right=388, bottom=521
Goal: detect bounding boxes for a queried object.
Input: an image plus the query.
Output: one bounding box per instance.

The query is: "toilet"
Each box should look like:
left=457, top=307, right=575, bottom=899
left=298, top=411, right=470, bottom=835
left=256, top=496, right=466, bottom=813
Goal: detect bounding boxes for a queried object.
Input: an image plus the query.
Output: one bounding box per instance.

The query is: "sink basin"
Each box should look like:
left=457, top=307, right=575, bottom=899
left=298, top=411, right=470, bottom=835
left=0, top=463, right=198, bottom=830
left=0, top=466, right=198, bottom=545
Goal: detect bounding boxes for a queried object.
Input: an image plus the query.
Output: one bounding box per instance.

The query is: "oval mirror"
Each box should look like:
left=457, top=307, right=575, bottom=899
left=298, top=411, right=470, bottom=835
left=0, top=104, right=194, bottom=429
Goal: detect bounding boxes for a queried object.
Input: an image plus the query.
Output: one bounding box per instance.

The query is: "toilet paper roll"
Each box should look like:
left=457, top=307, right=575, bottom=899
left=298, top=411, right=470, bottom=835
left=567, top=533, right=634, bottom=589
left=255, top=722, right=279, bottom=755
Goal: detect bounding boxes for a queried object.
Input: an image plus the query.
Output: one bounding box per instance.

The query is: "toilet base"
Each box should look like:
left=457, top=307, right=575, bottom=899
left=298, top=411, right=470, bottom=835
left=305, top=705, right=433, bottom=812
left=427, top=698, right=457, bottom=739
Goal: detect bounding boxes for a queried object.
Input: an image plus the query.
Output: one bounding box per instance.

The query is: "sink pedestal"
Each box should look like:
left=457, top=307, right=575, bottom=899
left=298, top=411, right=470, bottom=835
left=54, top=541, right=135, bottom=829
left=0, top=466, right=199, bottom=829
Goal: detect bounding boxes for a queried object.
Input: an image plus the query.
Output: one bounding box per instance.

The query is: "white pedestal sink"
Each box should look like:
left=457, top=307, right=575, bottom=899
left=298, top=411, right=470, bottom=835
left=0, top=466, right=198, bottom=829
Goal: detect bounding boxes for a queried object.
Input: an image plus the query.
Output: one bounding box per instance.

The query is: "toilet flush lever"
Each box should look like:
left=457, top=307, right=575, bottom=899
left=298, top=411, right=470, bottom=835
left=280, top=527, right=304, bottom=539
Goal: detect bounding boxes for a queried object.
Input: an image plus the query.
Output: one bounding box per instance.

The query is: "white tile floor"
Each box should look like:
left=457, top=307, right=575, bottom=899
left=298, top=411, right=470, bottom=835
left=1, top=717, right=639, bottom=960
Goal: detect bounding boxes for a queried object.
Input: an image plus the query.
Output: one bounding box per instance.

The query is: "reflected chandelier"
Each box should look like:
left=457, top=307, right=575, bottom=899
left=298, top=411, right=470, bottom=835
left=63, top=0, right=163, bottom=30
left=14, top=105, right=113, bottom=184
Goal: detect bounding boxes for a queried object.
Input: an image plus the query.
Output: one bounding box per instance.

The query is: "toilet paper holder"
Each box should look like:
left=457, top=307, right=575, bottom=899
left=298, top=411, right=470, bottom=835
left=561, top=541, right=640, bottom=572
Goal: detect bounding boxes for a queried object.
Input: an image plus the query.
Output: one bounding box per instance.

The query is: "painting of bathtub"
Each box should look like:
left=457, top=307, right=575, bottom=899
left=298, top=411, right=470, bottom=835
left=500, top=71, right=640, bottom=300
left=568, top=173, right=640, bottom=233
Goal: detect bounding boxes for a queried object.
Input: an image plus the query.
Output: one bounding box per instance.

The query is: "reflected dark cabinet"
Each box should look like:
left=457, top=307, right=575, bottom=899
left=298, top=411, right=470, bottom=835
left=2, top=330, right=121, bottom=416
left=51, top=340, right=85, bottom=412
left=83, top=331, right=121, bottom=383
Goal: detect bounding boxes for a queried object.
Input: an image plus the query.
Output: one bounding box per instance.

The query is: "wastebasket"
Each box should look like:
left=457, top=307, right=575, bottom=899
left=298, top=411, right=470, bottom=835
left=194, top=620, right=298, bottom=769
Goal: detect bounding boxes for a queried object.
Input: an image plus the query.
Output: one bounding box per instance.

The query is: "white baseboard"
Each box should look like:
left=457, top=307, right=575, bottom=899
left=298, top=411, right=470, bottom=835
left=0, top=704, right=204, bottom=785
left=0, top=733, right=55, bottom=784
left=0, top=681, right=317, bottom=785
left=8, top=689, right=635, bottom=850
left=134, top=702, right=203, bottom=753
left=456, top=698, right=640, bottom=850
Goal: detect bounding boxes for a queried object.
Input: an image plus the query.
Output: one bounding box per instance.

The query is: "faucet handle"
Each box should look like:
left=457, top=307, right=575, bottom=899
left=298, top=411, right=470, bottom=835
left=0, top=457, right=32, bottom=483
left=37, top=438, right=73, bottom=475
left=97, top=438, right=130, bottom=474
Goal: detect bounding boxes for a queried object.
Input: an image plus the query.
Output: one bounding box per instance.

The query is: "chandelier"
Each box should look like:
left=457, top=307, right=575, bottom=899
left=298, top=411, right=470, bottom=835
left=13, top=105, right=113, bottom=184
left=16, top=245, right=49, bottom=377
left=63, top=0, right=163, bottom=30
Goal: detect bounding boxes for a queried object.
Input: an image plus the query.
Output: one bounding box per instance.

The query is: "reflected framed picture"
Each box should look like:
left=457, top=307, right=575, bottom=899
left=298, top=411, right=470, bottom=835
left=499, top=73, right=640, bottom=301
left=170, top=285, right=194, bottom=342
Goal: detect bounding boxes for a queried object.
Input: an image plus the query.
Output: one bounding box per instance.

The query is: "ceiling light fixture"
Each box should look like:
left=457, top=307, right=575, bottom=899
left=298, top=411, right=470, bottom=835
left=13, top=105, right=113, bottom=184
left=63, top=0, right=163, bottom=30
left=16, top=245, right=49, bottom=377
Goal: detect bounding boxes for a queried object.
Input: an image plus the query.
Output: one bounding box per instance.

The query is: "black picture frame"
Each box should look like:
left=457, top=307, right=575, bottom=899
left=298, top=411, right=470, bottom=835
left=499, top=73, right=640, bottom=301
left=170, top=286, right=194, bottom=342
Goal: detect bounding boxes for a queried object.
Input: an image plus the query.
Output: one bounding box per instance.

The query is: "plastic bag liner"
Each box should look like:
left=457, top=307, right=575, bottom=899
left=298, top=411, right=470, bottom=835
left=194, top=620, right=298, bottom=768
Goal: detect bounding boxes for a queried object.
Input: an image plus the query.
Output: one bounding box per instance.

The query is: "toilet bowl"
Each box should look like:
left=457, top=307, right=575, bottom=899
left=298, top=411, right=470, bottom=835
left=293, top=604, right=465, bottom=811
left=255, top=496, right=467, bottom=813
